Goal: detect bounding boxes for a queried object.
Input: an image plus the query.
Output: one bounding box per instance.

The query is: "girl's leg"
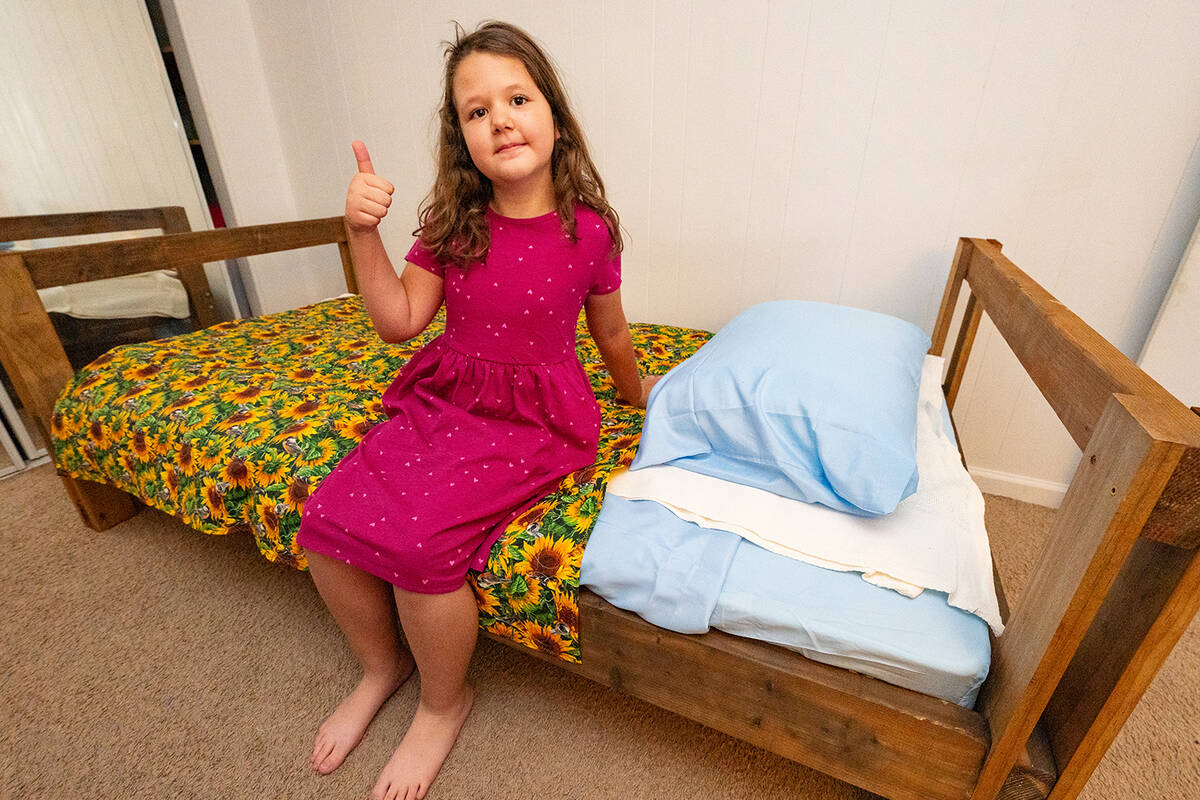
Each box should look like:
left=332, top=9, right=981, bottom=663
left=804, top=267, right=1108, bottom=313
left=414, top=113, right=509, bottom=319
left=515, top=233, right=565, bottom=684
left=370, top=581, right=478, bottom=800
left=306, top=549, right=416, bottom=775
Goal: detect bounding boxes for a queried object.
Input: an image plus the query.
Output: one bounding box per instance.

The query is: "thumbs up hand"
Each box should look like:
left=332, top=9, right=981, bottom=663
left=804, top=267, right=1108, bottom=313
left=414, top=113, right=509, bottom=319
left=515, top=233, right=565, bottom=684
left=345, top=141, right=395, bottom=233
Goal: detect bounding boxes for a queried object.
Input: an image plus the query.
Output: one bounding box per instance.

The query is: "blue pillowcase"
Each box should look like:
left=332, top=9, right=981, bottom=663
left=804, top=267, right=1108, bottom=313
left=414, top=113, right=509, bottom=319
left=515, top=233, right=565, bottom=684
left=631, top=300, right=931, bottom=516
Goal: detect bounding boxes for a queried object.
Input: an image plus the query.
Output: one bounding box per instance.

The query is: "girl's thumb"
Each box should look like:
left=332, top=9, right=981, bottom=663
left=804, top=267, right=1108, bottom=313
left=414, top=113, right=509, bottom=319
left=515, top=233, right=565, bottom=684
left=352, top=140, right=375, bottom=174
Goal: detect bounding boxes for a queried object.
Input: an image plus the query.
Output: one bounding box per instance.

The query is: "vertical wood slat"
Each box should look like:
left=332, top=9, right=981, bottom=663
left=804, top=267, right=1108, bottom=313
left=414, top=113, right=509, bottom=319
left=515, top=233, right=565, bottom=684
left=337, top=236, right=358, bottom=293
left=0, top=253, right=75, bottom=450
left=945, top=292, right=982, bottom=411
left=930, top=238, right=976, bottom=357
left=0, top=252, right=136, bottom=529
left=1042, top=539, right=1200, bottom=799
left=158, top=205, right=219, bottom=328
left=968, top=394, right=1188, bottom=799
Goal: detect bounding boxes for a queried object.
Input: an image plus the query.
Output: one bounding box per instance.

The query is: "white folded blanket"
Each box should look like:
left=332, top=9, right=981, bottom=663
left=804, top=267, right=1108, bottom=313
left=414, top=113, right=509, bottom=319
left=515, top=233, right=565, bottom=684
left=38, top=270, right=190, bottom=320
left=607, top=355, right=1005, bottom=635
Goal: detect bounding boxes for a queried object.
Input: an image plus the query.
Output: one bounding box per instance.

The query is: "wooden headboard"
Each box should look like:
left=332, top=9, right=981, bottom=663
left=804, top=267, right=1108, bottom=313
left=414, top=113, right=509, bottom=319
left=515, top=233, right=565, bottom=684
left=930, top=238, right=1200, bottom=799
left=0, top=206, right=218, bottom=332
left=0, top=212, right=354, bottom=481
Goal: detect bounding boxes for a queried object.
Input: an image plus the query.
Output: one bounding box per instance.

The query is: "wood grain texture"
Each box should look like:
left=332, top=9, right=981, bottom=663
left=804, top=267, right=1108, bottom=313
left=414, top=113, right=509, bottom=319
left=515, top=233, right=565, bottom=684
left=0, top=253, right=76, bottom=448
left=946, top=292, right=982, bottom=411
left=970, top=394, right=1186, bottom=799
left=1043, top=542, right=1200, bottom=799
left=998, top=724, right=1056, bottom=800
left=567, top=591, right=988, bottom=800
left=158, top=206, right=218, bottom=329
left=17, top=217, right=347, bottom=290
left=1141, top=445, right=1200, bottom=548
left=930, top=238, right=975, bottom=357
left=0, top=206, right=176, bottom=241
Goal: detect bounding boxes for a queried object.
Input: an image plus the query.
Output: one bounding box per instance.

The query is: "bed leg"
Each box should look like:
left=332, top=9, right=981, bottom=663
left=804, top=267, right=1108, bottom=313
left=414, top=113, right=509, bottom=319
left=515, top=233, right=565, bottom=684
left=59, top=475, right=137, bottom=530
left=997, top=724, right=1056, bottom=800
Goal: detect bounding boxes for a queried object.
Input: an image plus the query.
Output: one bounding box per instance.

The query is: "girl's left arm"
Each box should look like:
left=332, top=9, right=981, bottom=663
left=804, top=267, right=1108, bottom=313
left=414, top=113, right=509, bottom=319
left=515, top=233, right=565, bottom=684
left=584, top=289, right=660, bottom=408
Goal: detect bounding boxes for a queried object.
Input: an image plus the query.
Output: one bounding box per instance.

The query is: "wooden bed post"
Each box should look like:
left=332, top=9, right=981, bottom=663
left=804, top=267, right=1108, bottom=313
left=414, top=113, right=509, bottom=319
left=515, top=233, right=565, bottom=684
left=158, top=206, right=219, bottom=328
left=338, top=228, right=359, bottom=294
left=0, top=253, right=137, bottom=529
left=931, top=238, right=990, bottom=411
left=970, top=393, right=1190, bottom=799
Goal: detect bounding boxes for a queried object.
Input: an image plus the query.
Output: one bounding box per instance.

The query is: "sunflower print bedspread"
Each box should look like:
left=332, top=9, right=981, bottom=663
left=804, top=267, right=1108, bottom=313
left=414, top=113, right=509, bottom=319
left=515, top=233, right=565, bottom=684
left=51, top=295, right=710, bottom=663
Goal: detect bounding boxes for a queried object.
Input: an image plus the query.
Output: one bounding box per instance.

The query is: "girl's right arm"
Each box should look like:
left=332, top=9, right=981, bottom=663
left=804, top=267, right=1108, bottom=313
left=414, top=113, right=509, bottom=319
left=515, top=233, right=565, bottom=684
left=345, top=140, right=444, bottom=343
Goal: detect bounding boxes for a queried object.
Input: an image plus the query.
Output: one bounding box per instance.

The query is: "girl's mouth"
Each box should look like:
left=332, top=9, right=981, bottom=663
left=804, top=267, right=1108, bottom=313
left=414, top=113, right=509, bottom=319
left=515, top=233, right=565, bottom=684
left=496, top=143, right=524, bottom=154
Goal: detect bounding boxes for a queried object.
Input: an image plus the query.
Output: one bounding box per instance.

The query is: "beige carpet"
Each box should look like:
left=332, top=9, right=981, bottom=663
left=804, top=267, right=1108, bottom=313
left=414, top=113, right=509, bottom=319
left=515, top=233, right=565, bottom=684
left=2, top=463, right=1197, bottom=799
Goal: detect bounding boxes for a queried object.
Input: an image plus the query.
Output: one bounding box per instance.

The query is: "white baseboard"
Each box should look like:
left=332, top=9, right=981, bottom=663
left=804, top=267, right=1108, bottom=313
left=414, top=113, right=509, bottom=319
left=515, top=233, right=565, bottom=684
left=969, top=467, right=1067, bottom=509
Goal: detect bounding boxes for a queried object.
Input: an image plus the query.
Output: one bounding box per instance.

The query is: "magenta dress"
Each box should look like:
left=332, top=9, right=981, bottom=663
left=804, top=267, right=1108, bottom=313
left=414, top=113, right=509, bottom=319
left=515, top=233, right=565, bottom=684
left=297, top=204, right=621, bottom=593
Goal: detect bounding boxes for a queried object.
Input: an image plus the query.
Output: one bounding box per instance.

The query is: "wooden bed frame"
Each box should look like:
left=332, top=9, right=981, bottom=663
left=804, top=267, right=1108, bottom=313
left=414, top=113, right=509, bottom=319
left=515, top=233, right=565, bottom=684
left=0, top=207, right=219, bottom=370
left=1, top=208, right=1197, bottom=800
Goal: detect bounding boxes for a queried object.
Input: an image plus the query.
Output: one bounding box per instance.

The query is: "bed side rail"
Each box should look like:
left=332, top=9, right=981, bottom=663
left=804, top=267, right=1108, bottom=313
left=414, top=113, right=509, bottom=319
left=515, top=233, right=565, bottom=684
left=931, top=238, right=1200, bottom=799
left=0, top=206, right=184, bottom=242
left=15, top=216, right=351, bottom=290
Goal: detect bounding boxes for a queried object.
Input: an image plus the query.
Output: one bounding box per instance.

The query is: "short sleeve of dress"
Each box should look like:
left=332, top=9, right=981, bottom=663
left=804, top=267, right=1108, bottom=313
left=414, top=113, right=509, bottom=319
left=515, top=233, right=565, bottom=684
left=404, top=238, right=446, bottom=278
left=589, top=251, right=621, bottom=296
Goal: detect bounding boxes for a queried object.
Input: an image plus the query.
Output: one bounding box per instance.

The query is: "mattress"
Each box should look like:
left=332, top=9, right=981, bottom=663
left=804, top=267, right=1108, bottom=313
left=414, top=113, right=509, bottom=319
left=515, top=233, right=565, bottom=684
left=580, top=361, right=993, bottom=707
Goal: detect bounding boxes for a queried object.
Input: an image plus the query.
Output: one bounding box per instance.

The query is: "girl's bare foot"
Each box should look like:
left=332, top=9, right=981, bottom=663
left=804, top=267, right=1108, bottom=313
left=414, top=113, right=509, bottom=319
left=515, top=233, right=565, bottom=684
left=310, top=656, right=415, bottom=775
left=369, top=685, right=475, bottom=800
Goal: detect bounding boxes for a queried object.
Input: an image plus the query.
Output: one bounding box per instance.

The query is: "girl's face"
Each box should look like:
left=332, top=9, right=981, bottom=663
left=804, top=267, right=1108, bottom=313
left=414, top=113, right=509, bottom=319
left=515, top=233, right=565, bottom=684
left=453, top=52, right=559, bottom=196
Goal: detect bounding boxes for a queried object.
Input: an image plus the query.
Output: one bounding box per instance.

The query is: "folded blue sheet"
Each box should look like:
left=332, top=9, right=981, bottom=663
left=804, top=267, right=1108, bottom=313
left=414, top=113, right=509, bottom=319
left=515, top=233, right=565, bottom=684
left=580, top=494, right=991, bottom=707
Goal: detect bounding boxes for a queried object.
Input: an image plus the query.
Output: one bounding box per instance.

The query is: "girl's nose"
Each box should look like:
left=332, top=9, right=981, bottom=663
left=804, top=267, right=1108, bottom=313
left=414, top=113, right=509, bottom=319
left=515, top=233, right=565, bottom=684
left=492, top=109, right=513, bottom=132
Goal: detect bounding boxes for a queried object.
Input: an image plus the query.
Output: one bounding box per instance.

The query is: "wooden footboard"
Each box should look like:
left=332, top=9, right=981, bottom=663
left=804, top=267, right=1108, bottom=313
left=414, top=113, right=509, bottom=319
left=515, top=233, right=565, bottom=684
left=931, top=238, right=1200, bottom=800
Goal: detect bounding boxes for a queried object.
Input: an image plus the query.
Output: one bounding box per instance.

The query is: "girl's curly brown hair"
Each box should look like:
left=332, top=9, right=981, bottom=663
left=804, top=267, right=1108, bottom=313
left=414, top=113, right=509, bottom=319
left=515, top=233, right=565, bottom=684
left=415, top=20, right=622, bottom=269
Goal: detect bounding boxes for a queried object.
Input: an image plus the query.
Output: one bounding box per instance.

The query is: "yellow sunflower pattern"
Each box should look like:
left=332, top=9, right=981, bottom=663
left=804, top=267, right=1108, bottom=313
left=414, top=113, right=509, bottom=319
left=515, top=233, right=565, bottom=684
left=52, top=295, right=711, bottom=662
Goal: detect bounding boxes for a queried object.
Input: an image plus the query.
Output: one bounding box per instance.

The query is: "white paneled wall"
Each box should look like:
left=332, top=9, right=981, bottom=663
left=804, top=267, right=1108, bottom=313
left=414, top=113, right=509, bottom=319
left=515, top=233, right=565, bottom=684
left=176, top=0, right=1200, bottom=504
left=0, top=0, right=237, bottom=318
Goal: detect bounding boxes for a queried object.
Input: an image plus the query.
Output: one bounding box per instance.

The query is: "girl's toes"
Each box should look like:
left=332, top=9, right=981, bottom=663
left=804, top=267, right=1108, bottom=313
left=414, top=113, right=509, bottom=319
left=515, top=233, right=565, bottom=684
left=311, top=735, right=330, bottom=769
left=318, top=746, right=346, bottom=775
left=370, top=778, right=393, bottom=800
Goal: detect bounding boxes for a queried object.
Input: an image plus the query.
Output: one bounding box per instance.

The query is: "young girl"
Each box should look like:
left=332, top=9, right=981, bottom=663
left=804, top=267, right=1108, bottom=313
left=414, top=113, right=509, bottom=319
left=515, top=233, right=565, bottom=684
left=296, top=20, right=656, bottom=800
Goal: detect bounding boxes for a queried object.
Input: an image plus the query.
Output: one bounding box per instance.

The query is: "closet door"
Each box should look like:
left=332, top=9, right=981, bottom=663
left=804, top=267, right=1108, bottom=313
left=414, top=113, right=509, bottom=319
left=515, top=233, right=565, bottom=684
left=0, top=380, right=48, bottom=478
left=0, top=0, right=236, bottom=318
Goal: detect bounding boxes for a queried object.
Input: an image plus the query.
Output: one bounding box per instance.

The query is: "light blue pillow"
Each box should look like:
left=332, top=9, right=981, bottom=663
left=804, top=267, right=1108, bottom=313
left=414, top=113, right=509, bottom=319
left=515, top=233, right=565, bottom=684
left=632, top=300, right=930, bottom=516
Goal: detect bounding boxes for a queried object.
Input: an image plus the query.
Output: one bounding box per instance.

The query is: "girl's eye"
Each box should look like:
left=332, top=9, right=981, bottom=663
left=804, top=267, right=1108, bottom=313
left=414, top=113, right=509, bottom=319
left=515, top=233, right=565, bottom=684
left=469, top=108, right=486, bottom=120
left=513, top=95, right=528, bottom=106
